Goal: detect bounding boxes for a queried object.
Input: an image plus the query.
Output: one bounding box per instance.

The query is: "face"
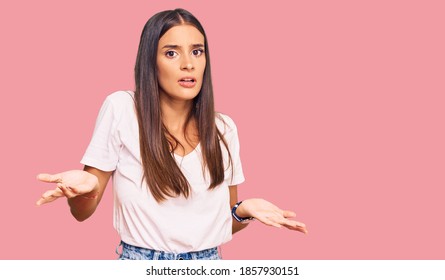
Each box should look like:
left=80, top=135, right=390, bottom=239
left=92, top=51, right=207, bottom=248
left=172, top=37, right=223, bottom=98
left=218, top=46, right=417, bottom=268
left=157, top=24, right=206, bottom=103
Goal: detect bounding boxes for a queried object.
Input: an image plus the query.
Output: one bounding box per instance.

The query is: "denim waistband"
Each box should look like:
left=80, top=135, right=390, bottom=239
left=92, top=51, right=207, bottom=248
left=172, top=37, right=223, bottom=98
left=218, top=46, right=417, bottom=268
left=117, top=241, right=221, bottom=260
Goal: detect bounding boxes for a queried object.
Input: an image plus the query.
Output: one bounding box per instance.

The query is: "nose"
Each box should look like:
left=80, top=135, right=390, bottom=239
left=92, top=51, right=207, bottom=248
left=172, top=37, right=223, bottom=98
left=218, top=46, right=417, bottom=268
left=181, top=56, right=194, bottom=71
left=181, top=63, right=194, bottom=70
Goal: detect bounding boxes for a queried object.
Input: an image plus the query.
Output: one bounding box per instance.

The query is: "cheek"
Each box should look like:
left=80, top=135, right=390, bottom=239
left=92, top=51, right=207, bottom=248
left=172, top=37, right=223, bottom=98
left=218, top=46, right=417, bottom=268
left=157, top=63, right=174, bottom=86
left=198, top=60, right=207, bottom=79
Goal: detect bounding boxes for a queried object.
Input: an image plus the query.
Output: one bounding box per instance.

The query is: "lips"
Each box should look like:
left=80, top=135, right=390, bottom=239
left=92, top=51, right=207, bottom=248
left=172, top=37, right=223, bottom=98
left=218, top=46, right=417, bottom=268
left=178, top=77, right=197, bottom=88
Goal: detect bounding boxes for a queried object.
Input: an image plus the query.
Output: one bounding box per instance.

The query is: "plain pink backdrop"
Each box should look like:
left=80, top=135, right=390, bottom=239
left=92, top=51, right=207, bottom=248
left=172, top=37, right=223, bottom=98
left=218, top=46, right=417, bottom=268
left=1, top=0, right=444, bottom=259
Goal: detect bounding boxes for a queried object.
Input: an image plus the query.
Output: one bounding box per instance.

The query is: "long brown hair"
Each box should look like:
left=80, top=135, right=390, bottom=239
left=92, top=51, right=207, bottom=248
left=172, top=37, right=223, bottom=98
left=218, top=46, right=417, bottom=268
left=134, top=8, right=232, bottom=202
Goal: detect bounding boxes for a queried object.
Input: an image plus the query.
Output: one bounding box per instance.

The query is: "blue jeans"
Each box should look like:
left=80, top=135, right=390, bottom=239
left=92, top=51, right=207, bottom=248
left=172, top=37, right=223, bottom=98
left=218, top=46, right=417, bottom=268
left=116, top=241, right=222, bottom=260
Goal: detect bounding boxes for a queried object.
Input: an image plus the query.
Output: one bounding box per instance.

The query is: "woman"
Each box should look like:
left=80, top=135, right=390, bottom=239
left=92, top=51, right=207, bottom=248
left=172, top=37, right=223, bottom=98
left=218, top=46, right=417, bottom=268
left=36, top=8, right=307, bottom=260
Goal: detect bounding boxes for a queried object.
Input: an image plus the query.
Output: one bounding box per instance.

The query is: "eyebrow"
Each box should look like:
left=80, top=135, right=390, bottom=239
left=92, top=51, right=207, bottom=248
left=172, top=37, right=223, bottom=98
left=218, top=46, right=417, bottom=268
left=161, top=43, right=205, bottom=49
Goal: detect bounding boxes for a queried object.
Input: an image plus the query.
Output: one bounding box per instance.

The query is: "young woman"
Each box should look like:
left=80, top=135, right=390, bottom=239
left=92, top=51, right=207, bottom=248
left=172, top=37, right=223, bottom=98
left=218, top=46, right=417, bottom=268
left=36, top=8, right=307, bottom=260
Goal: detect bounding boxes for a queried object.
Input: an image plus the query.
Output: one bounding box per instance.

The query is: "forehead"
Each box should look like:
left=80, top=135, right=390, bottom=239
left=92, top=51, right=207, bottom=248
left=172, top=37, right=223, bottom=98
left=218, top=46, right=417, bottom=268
left=159, top=24, right=204, bottom=47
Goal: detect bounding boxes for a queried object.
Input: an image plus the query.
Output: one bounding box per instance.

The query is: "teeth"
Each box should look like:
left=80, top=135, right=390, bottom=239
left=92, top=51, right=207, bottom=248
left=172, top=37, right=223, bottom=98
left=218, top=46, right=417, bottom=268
left=181, top=79, right=193, bottom=82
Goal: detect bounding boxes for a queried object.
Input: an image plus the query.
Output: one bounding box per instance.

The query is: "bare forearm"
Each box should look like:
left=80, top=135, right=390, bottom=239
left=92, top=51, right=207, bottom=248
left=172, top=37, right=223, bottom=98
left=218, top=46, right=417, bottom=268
left=68, top=194, right=100, bottom=222
left=232, top=218, right=249, bottom=234
left=67, top=166, right=112, bottom=222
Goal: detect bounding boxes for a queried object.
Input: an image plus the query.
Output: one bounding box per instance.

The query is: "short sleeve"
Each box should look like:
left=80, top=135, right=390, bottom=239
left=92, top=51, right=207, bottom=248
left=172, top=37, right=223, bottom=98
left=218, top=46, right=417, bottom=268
left=80, top=96, right=122, bottom=171
left=220, top=114, right=245, bottom=186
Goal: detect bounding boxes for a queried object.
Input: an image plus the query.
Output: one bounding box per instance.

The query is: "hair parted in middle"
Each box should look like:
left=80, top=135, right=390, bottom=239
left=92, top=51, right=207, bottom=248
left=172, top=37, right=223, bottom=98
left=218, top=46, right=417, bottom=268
left=134, top=8, right=233, bottom=202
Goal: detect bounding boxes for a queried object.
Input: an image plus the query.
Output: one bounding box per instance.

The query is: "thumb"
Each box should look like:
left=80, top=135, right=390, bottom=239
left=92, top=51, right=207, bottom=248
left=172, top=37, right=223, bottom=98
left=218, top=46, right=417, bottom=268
left=282, top=210, right=296, bottom=218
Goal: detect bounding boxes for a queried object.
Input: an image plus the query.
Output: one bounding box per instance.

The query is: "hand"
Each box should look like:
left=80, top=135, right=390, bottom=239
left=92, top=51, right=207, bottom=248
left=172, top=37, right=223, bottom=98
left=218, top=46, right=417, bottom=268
left=36, top=170, right=99, bottom=206
left=239, top=198, right=308, bottom=234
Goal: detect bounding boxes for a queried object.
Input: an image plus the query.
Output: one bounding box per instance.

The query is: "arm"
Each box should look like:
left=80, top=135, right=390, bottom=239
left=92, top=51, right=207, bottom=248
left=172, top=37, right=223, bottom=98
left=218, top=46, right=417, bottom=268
left=36, top=165, right=112, bottom=222
left=230, top=185, right=249, bottom=234
left=235, top=198, right=308, bottom=233
left=229, top=185, right=308, bottom=234
left=67, top=166, right=112, bottom=221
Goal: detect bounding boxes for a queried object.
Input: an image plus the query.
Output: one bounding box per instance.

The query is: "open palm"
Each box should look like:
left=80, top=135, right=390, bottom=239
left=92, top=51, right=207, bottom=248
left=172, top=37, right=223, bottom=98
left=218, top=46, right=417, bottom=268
left=241, top=198, right=308, bottom=234
left=36, top=170, right=99, bottom=206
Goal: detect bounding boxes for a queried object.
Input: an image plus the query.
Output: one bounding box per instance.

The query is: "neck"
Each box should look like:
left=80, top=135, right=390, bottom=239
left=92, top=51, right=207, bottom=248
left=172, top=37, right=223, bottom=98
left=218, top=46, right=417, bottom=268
left=160, top=93, right=193, bottom=133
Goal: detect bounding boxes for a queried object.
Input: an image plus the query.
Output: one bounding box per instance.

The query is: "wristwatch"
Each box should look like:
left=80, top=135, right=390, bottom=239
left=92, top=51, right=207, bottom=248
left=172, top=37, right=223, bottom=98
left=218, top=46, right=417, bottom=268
left=231, top=201, right=255, bottom=224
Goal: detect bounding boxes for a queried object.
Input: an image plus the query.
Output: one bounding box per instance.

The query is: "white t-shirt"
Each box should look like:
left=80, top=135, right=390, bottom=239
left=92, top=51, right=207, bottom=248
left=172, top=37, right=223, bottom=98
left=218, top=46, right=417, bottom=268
left=81, top=90, right=245, bottom=253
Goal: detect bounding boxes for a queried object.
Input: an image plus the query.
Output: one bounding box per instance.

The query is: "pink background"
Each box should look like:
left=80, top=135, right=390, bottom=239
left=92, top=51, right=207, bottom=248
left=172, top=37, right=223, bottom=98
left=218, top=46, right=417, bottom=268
left=1, top=0, right=444, bottom=259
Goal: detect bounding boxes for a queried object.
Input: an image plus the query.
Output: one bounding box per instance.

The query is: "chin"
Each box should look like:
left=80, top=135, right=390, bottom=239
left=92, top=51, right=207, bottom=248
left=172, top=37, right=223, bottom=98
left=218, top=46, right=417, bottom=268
left=178, top=89, right=201, bottom=100
left=161, top=86, right=202, bottom=102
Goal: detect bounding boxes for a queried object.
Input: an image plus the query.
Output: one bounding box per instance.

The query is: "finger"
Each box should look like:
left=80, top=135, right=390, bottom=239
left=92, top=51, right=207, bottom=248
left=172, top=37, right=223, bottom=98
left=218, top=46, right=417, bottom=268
left=255, top=216, right=283, bottom=229
left=36, top=196, right=58, bottom=206
left=42, top=188, right=64, bottom=198
left=265, top=221, right=283, bottom=228
left=58, top=185, right=77, bottom=199
left=67, top=185, right=79, bottom=194
left=73, top=185, right=98, bottom=199
left=282, top=221, right=308, bottom=234
left=41, top=188, right=64, bottom=202
left=266, top=211, right=304, bottom=227
left=265, top=214, right=307, bottom=231
left=37, top=173, right=63, bottom=183
left=281, top=218, right=307, bottom=229
left=66, top=184, right=88, bottom=196
left=271, top=207, right=293, bottom=218
left=282, top=210, right=296, bottom=218
left=36, top=189, right=64, bottom=206
left=283, top=224, right=308, bottom=234
left=269, top=222, right=283, bottom=228
left=286, top=219, right=306, bottom=229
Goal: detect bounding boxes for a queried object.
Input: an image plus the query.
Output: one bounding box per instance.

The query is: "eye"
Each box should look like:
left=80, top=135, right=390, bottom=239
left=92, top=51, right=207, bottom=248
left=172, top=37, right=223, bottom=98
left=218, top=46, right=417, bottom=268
left=192, top=48, right=204, bottom=56
left=165, top=50, right=178, bottom=58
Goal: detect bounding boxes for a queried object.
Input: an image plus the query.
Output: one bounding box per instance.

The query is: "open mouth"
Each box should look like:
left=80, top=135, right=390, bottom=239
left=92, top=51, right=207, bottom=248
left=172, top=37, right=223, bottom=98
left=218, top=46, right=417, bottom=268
left=179, top=78, right=195, bottom=82
left=178, top=78, right=196, bottom=88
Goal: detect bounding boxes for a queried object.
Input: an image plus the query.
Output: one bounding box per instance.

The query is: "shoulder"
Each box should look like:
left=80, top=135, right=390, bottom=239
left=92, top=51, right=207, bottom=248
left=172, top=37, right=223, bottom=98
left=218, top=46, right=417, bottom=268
left=215, top=112, right=238, bottom=135
left=100, top=90, right=135, bottom=115
left=96, top=90, right=135, bottom=124
left=104, top=90, right=134, bottom=105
